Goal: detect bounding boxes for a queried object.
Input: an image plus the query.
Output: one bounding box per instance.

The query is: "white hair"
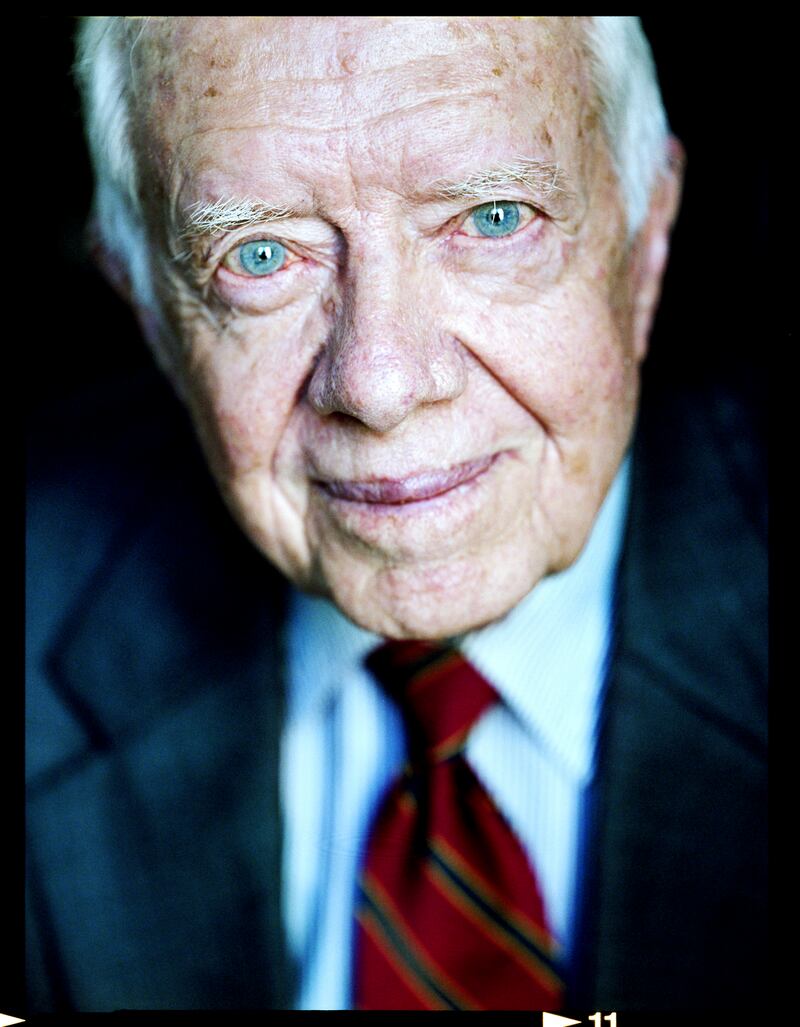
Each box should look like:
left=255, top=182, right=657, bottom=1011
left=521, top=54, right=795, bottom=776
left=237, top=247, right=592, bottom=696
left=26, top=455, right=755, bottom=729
left=74, top=16, right=670, bottom=312
left=583, top=16, right=670, bottom=240
left=75, top=17, right=158, bottom=311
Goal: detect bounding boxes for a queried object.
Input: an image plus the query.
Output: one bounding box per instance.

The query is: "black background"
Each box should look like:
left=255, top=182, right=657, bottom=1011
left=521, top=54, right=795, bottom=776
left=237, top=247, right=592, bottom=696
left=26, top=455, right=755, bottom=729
left=32, top=15, right=768, bottom=419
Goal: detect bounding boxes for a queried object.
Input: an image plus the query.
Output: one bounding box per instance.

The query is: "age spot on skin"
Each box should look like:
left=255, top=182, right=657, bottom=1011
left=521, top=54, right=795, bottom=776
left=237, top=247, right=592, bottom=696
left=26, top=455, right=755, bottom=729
left=446, top=20, right=468, bottom=40
left=339, top=51, right=357, bottom=74
left=207, top=46, right=234, bottom=70
left=577, top=106, right=600, bottom=140
left=568, top=450, right=589, bottom=477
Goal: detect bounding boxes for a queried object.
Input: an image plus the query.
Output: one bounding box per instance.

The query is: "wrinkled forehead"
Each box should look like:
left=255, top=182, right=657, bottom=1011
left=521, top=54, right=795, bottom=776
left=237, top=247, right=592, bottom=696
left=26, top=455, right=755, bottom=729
left=128, top=16, right=596, bottom=199
left=132, top=16, right=585, bottom=78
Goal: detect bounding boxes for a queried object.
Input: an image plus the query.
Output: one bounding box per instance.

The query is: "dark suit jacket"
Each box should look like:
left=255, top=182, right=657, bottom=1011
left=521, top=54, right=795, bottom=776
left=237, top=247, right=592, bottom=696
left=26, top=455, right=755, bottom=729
left=25, top=363, right=767, bottom=1012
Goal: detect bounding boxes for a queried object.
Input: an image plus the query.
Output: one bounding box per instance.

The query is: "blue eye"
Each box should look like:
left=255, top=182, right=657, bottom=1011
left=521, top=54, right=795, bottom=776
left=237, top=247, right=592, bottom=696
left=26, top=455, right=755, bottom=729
left=470, top=201, right=521, bottom=238
left=236, top=239, right=286, bottom=276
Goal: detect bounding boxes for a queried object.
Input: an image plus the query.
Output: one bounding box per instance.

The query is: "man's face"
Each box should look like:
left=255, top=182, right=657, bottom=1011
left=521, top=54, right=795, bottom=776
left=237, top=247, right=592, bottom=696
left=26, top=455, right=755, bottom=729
left=129, top=16, right=666, bottom=638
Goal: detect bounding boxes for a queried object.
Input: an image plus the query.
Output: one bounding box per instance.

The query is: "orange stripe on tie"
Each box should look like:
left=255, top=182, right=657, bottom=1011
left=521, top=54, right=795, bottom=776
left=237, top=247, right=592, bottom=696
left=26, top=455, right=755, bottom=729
left=361, top=872, right=481, bottom=1010
left=356, top=906, right=448, bottom=1010
left=431, top=834, right=562, bottom=961
left=424, top=858, right=563, bottom=992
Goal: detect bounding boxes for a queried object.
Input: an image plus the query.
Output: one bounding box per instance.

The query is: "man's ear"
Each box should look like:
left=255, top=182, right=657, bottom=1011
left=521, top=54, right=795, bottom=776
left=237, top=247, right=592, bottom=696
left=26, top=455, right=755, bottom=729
left=86, top=215, right=134, bottom=306
left=630, top=135, right=685, bottom=362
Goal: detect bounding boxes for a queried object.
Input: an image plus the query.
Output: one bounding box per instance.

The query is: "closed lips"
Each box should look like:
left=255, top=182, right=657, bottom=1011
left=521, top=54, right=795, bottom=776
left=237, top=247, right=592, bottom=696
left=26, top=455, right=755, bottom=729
left=317, top=454, right=498, bottom=504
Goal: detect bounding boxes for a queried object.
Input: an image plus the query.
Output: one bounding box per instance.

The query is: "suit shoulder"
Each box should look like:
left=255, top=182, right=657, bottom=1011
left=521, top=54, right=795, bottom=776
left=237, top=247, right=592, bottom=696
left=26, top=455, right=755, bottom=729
left=27, top=369, right=195, bottom=630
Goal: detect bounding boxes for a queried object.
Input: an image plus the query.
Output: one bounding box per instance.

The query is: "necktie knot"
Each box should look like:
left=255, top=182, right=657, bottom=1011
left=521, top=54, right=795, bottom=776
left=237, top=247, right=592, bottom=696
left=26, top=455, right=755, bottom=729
left=366, top=640, right=497, bottom=762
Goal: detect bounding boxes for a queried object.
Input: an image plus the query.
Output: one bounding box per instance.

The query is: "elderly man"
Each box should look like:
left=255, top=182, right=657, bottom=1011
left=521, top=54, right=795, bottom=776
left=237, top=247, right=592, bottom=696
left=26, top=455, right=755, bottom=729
left=26, top=16, right=766, bottom=1013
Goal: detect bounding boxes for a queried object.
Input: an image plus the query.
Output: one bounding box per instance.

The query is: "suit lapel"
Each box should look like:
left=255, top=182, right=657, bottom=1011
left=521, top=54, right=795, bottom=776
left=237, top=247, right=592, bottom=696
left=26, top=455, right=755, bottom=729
left=570, top=378, right=767, bottom=1010
left=29, top=395, right=297, bottom=1009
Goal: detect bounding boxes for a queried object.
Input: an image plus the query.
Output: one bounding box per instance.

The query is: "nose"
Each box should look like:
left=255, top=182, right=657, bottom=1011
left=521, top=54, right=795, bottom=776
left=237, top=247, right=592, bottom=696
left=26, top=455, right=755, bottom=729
left=306, top=253, right=467, bottom=434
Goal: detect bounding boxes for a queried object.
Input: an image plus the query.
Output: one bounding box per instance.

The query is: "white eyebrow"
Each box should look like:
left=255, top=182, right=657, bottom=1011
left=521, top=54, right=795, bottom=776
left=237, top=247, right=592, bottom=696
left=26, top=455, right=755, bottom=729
left=179, top=157, right=575, bottom=244
left=429, top=158, right=571, bottom=206
left=180, top=197, right=301, bottom=240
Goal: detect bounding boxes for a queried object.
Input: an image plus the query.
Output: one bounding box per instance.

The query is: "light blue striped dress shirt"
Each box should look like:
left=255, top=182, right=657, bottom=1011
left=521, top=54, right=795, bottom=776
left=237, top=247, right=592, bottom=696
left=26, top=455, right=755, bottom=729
left=281, top=456, right=631, bottom=1009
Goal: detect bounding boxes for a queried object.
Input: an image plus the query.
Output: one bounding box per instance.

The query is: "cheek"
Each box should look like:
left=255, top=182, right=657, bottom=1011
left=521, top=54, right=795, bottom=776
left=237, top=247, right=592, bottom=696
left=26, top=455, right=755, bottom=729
left=460, top=282, right=631, bottom=434
left=211, top=403, right=276, bottom=473
left=177, top=309, right=324, bottom=479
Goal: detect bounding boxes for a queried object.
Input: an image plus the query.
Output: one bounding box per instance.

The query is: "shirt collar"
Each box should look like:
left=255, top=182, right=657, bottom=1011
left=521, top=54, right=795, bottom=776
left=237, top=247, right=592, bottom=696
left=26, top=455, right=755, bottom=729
left=285, top=587, right=380, bottom=721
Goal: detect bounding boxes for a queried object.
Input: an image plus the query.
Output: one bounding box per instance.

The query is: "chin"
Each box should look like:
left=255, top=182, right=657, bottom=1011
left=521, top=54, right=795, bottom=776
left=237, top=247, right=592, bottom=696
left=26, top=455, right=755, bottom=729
left=323, top=548, right=543, bottom=641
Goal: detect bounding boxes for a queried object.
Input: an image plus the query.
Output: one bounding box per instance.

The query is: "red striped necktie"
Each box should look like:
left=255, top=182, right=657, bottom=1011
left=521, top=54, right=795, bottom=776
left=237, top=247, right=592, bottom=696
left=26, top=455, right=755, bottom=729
left=354, top=640, right=563, bottom=1011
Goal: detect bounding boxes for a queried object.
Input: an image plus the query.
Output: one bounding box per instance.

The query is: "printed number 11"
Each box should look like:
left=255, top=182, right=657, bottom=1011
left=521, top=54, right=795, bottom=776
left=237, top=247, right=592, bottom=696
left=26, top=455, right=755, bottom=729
left=588, top=1015, right=617, bottom=1027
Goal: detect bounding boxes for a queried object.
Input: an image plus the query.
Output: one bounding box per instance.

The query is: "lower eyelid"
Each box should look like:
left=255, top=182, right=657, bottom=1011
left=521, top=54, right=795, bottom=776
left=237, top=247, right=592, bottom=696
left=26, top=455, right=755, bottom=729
left=217, top=262, right=289, bottom=283
left=213, top=255, right=321, bottom=303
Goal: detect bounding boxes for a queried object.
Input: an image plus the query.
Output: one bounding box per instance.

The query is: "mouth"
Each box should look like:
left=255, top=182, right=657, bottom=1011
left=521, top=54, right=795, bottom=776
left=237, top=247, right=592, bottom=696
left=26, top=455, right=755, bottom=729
left=314, top=453, right=500, bottom=507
